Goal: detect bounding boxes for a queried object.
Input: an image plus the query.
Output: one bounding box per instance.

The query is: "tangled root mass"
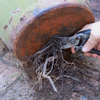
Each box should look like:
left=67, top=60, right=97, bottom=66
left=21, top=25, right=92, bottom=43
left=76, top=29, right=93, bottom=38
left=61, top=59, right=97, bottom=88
left=27, top=37, right=74, bottom=92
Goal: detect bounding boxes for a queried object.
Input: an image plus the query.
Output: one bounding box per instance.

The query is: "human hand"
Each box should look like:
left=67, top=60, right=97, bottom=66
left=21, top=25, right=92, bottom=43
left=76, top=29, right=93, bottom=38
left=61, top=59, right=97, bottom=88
left=71, top=21, right=100, bottom=59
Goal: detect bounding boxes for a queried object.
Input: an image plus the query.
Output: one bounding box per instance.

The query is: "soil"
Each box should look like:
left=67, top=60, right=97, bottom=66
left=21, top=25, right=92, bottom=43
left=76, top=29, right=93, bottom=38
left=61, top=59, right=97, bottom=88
left=0, top=0, right=100, bottom=100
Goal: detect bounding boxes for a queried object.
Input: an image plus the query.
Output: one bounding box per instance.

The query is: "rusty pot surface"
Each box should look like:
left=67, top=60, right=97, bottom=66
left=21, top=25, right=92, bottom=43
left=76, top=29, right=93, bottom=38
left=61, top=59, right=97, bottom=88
left=0, top=0, right=95, bottom=61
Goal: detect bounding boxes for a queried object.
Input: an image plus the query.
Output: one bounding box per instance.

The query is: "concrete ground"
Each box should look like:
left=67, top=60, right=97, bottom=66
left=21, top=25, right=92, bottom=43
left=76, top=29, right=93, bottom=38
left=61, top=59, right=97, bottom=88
left=0, top=0, right=100, bottom=100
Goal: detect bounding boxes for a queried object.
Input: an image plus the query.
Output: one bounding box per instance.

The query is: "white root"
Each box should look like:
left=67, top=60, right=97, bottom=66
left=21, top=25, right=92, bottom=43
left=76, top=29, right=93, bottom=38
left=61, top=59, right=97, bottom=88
left=42, top=56, right=58, bottom=92
left=35, top=44, right=52, bottom=55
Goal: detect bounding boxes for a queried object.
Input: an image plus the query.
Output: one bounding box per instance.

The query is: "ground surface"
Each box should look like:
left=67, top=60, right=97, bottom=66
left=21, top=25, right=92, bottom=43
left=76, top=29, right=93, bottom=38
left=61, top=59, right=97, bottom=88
left=0, top=0, right=100, bottom=100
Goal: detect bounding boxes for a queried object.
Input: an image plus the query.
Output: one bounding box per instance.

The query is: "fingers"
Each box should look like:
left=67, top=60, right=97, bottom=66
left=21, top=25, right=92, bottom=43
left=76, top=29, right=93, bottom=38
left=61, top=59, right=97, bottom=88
left=91, top=54, right=98, bottom=58
left=81, top=22, right=100, bottom=52
left=84, top=52, right=99, bottom=58
left=98, top=56, right=100, bottom=59
left=70, top=21, right=100, bottom=60
left=84, top=53, right=91, bottom=56
left=82, top=33, right=99, bottom=52
left=71, top=47, right=76, bottom=54
left=71, top=45, right=100, bottom=59
left=97, top=41, right=100, bottom=50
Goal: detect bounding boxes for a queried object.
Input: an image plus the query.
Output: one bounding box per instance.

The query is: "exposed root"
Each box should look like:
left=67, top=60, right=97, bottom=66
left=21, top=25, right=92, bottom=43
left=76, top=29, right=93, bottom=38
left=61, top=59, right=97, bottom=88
left=23, top=35, right=100, bottom=99
left=42, top=56, right=58, bottom=92
left=25, top=35, right=99, bottom=94
left=26, top=37, right=74, bottom=92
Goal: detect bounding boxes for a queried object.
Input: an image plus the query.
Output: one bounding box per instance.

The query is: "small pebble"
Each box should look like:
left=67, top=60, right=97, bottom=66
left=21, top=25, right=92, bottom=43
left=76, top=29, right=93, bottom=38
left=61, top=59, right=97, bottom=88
left=81, top=96, right=87, bottom=100
left=50, top=92, right=53, bottom=95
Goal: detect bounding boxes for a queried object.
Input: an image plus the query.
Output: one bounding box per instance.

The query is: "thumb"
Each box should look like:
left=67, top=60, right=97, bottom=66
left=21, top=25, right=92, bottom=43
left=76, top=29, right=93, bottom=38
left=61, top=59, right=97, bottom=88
left=82, top=34, right=98, bottom=52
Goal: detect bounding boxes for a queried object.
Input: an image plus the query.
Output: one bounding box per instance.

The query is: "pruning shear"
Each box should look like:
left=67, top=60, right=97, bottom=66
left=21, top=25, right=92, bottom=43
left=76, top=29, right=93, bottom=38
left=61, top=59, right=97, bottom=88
left=54, top=29, right=100, bottom=55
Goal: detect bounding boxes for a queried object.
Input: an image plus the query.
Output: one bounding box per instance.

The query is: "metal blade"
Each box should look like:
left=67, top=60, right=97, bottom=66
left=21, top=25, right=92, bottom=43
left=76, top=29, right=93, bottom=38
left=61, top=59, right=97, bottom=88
left=54, top=35, right=80, bottom=49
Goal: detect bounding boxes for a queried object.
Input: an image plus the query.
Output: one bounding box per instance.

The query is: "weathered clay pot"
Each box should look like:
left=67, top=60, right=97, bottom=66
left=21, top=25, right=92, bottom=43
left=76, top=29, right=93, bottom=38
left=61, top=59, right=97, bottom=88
left=0, top=0, right=95, bottom=61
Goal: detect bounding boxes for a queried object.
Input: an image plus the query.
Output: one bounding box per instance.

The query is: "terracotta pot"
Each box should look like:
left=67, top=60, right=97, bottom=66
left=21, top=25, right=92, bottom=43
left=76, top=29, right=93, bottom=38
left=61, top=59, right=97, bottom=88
left=0, top=0, right=95, bottom=61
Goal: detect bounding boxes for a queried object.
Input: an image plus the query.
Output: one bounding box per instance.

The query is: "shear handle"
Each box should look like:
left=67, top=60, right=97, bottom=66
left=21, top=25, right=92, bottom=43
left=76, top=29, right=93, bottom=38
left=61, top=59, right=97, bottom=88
left=88, top=49, right=100, bottom=55
left=75, top=29, right=100, bottom=55
left=75, top=47, right=100, bottom=56
left=76, top=29, right=91, bottom=35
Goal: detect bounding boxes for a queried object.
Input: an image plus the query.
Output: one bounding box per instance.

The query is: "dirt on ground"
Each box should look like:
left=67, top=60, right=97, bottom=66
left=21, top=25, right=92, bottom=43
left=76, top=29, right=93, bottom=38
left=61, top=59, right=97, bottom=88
left=0, top=0, right=100, bottom=100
